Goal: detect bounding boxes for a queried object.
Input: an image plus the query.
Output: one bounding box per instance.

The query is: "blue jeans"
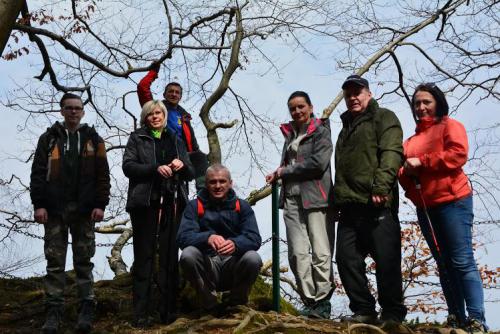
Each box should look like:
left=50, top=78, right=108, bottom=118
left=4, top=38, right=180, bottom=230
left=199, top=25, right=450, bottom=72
left=417, top=195, right=486, bottom=327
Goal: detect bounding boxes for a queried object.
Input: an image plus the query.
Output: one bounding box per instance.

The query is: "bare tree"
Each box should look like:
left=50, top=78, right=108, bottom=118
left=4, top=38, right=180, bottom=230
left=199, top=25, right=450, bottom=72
left=0, top=0, right=342, bottom=275
left=0, top=0, right=498, bottom=322
left=0, top=0, right=24, bottom=55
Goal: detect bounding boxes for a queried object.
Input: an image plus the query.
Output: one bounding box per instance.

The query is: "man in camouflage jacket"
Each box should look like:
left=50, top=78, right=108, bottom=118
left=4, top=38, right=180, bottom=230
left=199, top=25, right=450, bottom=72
left=30, top=93, right=110, bottom=334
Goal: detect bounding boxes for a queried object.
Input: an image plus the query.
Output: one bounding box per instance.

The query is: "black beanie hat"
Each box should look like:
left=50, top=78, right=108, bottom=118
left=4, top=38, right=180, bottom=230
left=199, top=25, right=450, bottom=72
left=412, top=83, right=449, bottom=119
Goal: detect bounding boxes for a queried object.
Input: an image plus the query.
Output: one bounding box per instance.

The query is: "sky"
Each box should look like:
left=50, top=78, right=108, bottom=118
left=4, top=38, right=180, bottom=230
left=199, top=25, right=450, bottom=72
left=0, top=0, right=499, bottom=328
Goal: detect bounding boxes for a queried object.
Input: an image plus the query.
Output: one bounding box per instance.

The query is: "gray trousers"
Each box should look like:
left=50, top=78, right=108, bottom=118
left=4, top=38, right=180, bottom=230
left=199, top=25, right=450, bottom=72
left=283, top=196, right=335, bottom=305
left=179, top=246, right=262, bottom=309
left=43, top=205, right=95, bottom=307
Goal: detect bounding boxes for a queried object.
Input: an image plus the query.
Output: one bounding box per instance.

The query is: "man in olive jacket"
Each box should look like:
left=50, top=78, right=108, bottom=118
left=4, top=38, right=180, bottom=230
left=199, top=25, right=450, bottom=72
left=333, top=75, right=407, bottom=324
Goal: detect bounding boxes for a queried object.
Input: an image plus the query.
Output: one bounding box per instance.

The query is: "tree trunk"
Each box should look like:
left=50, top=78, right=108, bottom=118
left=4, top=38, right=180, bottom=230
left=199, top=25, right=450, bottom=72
left=0, top=0, right=24, bottom=56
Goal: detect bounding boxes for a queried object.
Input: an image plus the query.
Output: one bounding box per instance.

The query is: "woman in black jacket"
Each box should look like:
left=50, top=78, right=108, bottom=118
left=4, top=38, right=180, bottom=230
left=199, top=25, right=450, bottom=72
left=123, top=100, right=194, bottom=327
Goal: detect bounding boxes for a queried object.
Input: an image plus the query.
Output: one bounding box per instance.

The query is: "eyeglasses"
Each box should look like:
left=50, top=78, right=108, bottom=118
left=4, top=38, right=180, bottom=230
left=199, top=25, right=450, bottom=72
left=63, top=106, right=83, bottom=112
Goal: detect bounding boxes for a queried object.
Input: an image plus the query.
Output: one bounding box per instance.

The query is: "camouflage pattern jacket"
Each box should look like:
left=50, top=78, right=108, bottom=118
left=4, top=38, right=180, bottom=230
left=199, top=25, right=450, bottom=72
left=30, top=121, right=111, bottom=214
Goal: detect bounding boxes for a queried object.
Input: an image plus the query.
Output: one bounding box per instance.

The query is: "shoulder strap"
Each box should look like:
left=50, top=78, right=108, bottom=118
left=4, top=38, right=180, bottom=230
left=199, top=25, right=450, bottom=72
left=196, top=197, right=240, bottom=219
left=197, top=198, right=205, bottom=218
left=45, top=127, right=60, bottom=157
left=47, top=135, right=57, bottom=156
left=182, top=122, right=194, bottom=152
left=88, top=126, right=100, bottom=149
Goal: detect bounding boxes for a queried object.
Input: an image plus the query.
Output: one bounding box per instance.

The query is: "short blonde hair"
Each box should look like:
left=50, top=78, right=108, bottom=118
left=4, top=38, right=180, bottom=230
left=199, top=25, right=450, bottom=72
left=140, top=100, right=167, bottom=128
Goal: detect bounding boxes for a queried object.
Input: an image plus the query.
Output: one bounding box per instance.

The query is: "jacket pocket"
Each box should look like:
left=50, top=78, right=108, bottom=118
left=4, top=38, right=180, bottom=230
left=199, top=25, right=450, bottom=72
left=421, top=173, right=452, bottom=204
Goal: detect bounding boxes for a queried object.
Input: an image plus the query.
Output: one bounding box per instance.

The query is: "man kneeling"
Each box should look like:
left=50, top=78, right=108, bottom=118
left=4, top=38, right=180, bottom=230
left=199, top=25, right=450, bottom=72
left=177, top=164, right=262, bottom=313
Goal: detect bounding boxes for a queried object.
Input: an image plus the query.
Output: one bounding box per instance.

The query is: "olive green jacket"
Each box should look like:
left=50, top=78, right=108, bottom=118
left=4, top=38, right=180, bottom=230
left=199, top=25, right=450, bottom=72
left=333, top=98, right=403, bottom=208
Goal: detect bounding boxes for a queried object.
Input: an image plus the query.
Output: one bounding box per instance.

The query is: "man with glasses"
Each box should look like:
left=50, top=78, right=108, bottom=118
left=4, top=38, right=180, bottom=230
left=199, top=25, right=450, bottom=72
left=30, top=93, right=110, bottom=334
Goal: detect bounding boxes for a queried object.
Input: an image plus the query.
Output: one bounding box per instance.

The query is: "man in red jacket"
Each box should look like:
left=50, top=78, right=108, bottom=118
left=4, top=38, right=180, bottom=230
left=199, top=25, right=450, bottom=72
left=137, top=66, right=207, bottom=189
left=137, top=66, right=199, bottom=153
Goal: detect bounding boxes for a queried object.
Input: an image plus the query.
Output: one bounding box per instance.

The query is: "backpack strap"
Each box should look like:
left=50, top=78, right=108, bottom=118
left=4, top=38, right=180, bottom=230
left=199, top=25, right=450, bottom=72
left=197, top=198, right=205, bottom=218
left=47, top=136, right=57, bottom=157
left=235, top=199, right=240, bottom=213
left=87, top=126, right=100, bottom=152
left=46, top=133, right=59, bottom=182
left=196, top=197, right=240, bottom=219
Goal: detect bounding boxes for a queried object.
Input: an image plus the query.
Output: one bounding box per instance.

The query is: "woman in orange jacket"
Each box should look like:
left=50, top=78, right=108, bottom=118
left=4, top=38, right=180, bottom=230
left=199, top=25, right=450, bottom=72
left=399, top=83, right=487, bottom=333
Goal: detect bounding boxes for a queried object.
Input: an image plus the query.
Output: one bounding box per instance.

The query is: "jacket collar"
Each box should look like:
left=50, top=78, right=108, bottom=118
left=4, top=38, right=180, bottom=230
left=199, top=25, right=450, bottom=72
left=50, top=121, right=90, bottom=137
left=340, top=98, right=378, bottom=127
left=280, top=116, right=323, bottom=139
left=416, top=116, right=448, bottom=133
left=136, top=126, right=174, bottom=140
left=162, top=100, right=191, bottom=119
left=136, top=126, right=154, bottom=138
left=197, top=187, right=238, bottom=209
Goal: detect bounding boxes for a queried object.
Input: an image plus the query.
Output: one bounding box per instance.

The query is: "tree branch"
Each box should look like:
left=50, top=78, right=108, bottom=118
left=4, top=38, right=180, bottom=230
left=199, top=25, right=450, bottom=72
left=106, top=228, right=132, bottom=276
left=13, top=23, right=158, bottom=77
left=387, top=49, right=413, bottom=119
left=199, top=6, right=243, bottom=164
left=321, top=0, right=468, bottom=118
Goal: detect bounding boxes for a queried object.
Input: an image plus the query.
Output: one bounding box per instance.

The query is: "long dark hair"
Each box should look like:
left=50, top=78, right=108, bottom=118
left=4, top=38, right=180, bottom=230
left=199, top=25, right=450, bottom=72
left=411, top=83, right=449, bottom=120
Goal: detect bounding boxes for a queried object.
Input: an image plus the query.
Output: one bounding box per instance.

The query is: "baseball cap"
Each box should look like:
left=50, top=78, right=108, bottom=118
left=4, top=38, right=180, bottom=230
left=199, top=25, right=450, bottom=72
left=342, top=75, right=369, bottom=89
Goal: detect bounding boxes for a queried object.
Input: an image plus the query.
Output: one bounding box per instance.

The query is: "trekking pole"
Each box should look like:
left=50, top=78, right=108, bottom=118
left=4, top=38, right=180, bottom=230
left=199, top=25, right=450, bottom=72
left=154, top=178, right=169, bottom=279
left=414, top=178, right=459, bottom=316
left=143, top=177, right=168, bottom=318
left=414, top=179, right=440, bottom=253
left=172, top=173, right=179, bottom=220
left=164, top=146, right=183, bottom=321
left=157, top=178, right=168, bottom=243
left=162, top=172, right=179, bottom=323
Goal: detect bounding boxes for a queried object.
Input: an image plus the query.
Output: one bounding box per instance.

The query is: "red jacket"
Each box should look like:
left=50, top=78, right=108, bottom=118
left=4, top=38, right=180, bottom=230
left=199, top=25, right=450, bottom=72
left=137, top=70, right=199, bottom=152
left=398, top=116, right=471, bottom=208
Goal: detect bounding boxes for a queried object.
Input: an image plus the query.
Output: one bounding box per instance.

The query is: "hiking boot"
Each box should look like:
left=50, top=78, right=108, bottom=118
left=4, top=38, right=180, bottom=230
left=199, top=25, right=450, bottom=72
left=341, top=313, right=378, bottom=324
left=468, top=318, right=487, bottom=334
left=41, top=306, right=62, bottom=334
left=160, top=312, right=177, bottom=325
left=379, top=320, right=412, bottom=334
left=299, top=304, right=314, bottom=317
left=309, top=300, right=331, bottom=319
left=75, top=300, right=95, bottom=333
left=445, top=314, right=460, bottom=328
left=132, top=317, right=152, bottom=329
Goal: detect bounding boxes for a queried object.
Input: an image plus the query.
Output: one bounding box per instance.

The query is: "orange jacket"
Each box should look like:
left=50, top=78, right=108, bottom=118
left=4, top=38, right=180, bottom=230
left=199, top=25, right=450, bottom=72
left=398, top=116, right=471, bottom=208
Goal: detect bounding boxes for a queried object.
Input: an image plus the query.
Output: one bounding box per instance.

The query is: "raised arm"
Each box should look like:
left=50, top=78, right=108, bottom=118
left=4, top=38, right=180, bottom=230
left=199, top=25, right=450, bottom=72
left=137, top=67, right=159, bottom=107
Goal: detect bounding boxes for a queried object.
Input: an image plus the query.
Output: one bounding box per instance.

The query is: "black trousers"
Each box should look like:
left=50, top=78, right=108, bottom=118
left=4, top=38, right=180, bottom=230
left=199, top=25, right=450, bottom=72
left=336, top=204, right=407, bottom=321
left=130, top=201, right=180, bottom=323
